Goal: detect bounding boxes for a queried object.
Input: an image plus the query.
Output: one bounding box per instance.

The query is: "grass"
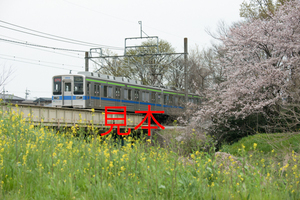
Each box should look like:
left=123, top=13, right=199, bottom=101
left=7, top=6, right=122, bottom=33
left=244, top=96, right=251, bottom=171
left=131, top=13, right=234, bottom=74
left=0, top=104, right=300, bottom=199
left=221, top=133, right=300, bottom=156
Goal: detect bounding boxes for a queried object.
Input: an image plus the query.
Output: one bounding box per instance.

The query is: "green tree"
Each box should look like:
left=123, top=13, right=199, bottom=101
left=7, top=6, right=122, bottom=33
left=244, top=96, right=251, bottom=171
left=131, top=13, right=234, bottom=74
left=240, top=0, right=288, bottom=20
left=124, top=39, right=175, bottom=85
left=96, top=39, right=175, bottom=86
left=95, top=49, right=132, bottom=78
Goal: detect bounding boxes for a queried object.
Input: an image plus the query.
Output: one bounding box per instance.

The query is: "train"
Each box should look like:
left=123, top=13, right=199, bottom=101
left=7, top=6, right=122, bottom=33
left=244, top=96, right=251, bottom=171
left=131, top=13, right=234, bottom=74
left=52, top=71, right=201, bottom=115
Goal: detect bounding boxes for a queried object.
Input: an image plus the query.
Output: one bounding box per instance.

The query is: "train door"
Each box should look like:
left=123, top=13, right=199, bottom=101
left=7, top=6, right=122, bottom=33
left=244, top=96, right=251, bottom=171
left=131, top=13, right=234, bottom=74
left=87, top=82, right=92, bottom=107
left=157, top=93, right=163, bottom=111
left=134, top=90, right=140, bottom=111
left=115, top=86, right=121, bottom=106
left=62, top=80, right=72, bottom=107
left=94, top=84, right=101, bottom=108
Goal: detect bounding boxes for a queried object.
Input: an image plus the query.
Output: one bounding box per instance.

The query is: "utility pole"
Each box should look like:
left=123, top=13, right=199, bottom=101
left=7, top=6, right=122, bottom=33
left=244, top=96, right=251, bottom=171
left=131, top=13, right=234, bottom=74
left=184, top=38, right=188, bottom=103
left=25, top=88, right=30, bottom=100
left=85, top=52, right=89, bottom=71
left=139, top=21, right=142, bottom=38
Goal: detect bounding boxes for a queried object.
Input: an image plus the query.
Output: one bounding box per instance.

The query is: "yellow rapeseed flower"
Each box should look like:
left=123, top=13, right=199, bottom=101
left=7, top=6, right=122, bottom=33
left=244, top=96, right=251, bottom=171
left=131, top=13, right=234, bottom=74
left=253, top=143, right=257, bottom=150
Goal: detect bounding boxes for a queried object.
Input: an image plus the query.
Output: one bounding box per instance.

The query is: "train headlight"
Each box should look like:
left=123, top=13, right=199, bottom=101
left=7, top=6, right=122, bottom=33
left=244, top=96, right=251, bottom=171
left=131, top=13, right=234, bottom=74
left=76, top=96, right=83, bottom=99
left=53, top=96, right=60, bottom=100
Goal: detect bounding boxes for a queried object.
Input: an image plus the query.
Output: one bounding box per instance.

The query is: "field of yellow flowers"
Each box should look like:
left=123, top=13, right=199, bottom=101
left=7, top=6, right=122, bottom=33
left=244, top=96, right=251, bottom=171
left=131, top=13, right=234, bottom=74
left=0, top=105, right=300, bottom=199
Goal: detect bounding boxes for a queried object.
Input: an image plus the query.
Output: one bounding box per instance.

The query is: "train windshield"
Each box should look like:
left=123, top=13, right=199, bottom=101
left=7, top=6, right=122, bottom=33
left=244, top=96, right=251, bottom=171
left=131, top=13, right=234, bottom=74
left=53, top=76, right=62, bottom=95
left=74, top=76, right=84, bottom=95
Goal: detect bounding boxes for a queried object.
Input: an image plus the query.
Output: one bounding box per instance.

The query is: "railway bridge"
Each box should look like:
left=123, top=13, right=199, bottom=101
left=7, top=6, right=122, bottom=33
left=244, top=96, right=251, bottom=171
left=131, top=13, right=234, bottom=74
left=1, top=103, right=146, bottom=129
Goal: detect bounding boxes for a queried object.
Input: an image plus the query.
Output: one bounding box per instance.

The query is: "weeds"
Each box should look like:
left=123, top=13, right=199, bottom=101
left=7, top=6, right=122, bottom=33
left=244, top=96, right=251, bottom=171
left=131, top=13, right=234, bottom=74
left=0, top=105, right=300, bottom=199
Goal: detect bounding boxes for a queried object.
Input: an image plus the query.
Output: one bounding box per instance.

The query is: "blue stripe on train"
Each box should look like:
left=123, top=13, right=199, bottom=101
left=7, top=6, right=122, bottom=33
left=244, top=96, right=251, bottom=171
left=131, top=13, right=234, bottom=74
left=140, top=102, right=155, bottom=106
left=101, top=97, right=120, bottom=102
left=121, top=100, right=139, bottom=104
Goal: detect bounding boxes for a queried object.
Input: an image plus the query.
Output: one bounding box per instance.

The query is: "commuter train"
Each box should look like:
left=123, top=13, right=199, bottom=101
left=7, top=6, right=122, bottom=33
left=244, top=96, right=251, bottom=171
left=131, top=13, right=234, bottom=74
left=52, top=71, right=201, bottom=115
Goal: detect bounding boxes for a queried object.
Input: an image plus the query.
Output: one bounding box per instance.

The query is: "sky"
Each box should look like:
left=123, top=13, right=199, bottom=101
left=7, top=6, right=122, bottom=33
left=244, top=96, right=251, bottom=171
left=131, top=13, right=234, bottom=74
left=0, top=0, right=243, bottom=100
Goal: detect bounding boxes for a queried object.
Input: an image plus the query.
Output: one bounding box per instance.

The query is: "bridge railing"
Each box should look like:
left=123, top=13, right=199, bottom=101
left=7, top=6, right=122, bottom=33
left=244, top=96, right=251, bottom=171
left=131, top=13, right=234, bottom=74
left=1, top=104, right=144, bottom=128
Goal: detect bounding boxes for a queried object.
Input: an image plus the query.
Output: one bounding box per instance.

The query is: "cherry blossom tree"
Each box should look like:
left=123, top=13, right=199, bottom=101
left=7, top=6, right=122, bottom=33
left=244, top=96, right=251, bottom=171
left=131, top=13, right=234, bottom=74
left=194, top=0, right=300, bottom=136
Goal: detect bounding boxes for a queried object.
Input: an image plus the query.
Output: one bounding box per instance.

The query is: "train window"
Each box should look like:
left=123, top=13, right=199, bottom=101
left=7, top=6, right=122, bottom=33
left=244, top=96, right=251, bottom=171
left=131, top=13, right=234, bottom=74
left=53, top=76, right=62, bottom=95
left=74, top=85, right=82, bottom=94
left=94, top=85, right=97, bottom=96
left=157, top=94, right=161, bottom=104
left=53, top=83, right=61, bottom=95
left=151, top=92, right=156, bottom=103
left=169, top=95, right=173, bottom=105
left=124, top=89, right=128, bottom=99
left=164, top=94, right=168, bottom=104
left=104, top=86, right=113, bottom=98
left=134, top=90, right=139, bottom=101
left=142, top=91, right=145, bottom=102
left=104, top=86, right=107, bottom=97
left=97, top=85, right=100, bottom=96
left=175, top=96, right=178, bottom=106
left=65, top=83, right=71, bottom=92
left=108, top=86, right=113, bottom=98
left=116, top=87, right=121, bottom=99
left=142, top=92, right=149, bottom=102
left=124, top=89, right=132, bottom=100
left=128, top=89, right=132, bottom=100
left=74, top=77, right=83, bottom=95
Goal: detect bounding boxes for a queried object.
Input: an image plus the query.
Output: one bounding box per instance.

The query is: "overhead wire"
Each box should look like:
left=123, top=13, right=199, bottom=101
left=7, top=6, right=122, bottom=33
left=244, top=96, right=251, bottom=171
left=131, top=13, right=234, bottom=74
left=0, top=20, right=124, bottom=50
left=0, top=37, right=86, bottom=52
left=0, top=34, right=83, bottom=59
left=0, top=56, right=80, bottom=71
left=0, top=53, right=83, bottom=68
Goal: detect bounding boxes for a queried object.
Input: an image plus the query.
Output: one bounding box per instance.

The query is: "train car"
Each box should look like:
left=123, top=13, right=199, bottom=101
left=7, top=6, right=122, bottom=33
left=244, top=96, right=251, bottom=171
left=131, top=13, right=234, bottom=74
left=52, top=71, right=201, bottom=115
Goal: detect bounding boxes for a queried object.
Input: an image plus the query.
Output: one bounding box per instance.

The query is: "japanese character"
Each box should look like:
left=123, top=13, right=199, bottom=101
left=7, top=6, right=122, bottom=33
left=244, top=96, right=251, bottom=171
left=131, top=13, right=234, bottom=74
left=134, top=105, right=165, bottom=136
left=101, top=106, right=131, bottom=136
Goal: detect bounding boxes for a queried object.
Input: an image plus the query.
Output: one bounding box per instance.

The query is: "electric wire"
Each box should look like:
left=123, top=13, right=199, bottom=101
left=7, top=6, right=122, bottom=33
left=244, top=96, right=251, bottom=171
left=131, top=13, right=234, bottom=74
left=0, top=34, right=83, bottom=59
left=0, top=24, right=95, bottom=48
left=0, top=56, right=80, bottom=71
left=0, top=20, right=124, bottom=50
left=0, top=53, right=83, bottom=68
left=0, top=37, right=86, bottom=52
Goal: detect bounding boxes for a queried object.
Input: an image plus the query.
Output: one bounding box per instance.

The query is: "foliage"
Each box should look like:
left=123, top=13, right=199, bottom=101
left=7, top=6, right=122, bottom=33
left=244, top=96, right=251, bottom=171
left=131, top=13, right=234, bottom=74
left=96, top=49, right=132, bottom=78
left=240, top=0, right=288, bottom=20
left=97, top=39, right=175, bottom=86
left=221, top=132, right=300, bottom=156
left=194, top=1, right=300, bottom=141
left=124, top=39, right=175, bottom=85
left=208, top=112, right=269, bottom=148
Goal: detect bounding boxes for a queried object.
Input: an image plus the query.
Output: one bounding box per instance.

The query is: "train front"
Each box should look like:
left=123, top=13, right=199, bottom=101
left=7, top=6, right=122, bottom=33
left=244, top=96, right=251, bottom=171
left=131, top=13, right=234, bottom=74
left=52, top=75, right=85, bottom=108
